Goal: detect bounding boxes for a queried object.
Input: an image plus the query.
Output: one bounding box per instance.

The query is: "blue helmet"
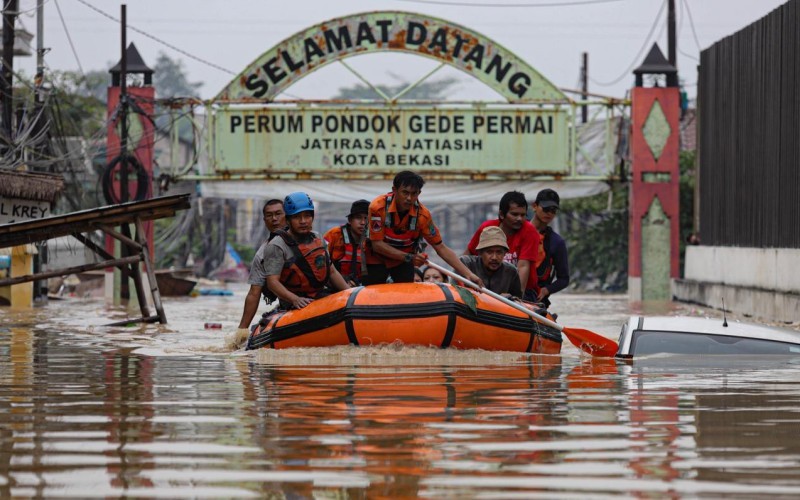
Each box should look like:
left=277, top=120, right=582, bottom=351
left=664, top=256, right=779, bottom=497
left=284, top=192, right=315, bottom=216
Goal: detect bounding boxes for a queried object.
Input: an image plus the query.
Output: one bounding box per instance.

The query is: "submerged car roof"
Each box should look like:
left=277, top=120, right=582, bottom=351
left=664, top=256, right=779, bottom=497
left=634, top=316, right=800, bottom=345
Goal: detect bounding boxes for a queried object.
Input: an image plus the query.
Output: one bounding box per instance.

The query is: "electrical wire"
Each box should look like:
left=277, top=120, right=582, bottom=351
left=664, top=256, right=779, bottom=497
left=54, top=0, right=84, bottom=75
left=391, top=0, right=623, bottom=7
left=16, top=0, right=53, bottom=16
left=73, top=0, right=236, bottom=76
left=682, top=0, right=703, bottom=53
left=590, top=0, right=666, bottom=87
left=676, top=0, right=698, bottom=62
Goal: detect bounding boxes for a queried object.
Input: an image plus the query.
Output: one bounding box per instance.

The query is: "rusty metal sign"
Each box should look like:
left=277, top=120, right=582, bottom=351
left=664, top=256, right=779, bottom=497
left=215, top=11, right=567, bottom=104
left=211, top=105, right=570, bottom=175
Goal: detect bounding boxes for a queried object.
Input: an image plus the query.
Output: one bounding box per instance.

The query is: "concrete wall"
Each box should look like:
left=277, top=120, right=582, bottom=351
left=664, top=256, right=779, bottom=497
left=674, top=246, right=800, bottom=323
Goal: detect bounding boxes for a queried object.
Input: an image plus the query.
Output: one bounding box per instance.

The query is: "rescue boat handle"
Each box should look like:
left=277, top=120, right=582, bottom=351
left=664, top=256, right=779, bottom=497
left=425, top=260, right=619, bottom=358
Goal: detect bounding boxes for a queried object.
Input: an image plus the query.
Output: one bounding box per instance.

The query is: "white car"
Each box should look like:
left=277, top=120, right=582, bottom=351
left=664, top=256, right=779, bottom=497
left=616, top=315, right=800, bottom=358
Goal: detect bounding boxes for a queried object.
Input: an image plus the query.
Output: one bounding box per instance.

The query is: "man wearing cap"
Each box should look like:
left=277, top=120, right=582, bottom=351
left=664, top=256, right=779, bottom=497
left=530, top=188, right=570, bottom=307
left=459, top=226, right=522, bottom=298
left=465, top=191, right=540, bottom=296
left=324, top=199, right=369, bottom=286
left=364, top=170, right=483, bottom=287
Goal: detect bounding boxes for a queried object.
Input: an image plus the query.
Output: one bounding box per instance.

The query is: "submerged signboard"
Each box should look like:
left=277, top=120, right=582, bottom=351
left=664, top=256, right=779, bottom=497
left=212, top=106, right=570, bottom=174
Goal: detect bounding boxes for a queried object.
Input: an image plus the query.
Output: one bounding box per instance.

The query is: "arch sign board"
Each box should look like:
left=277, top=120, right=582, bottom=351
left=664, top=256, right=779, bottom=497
left=210, top=11, right=572, bottom=179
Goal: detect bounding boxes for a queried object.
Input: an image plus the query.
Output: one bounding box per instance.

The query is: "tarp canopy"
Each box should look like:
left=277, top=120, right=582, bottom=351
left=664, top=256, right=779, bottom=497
left=199, top=179, right=608, bottom=203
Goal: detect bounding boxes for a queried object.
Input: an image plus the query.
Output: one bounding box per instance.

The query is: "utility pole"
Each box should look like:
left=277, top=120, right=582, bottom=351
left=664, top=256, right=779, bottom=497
left=581, top=52, right=588, bottom=124
left=119, top=4, right=129, bottom=205
left=1, top=0, right=18, bottom=147
left=119, top=4, right=130, bottom=299
left=667, top=0, right=676, bottom=67
left=35, top=0, right=43, bottom=89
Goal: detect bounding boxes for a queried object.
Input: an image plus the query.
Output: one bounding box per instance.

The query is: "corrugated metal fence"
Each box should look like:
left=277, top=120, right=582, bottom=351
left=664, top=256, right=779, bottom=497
left=698, top=0, right=800, bottom=248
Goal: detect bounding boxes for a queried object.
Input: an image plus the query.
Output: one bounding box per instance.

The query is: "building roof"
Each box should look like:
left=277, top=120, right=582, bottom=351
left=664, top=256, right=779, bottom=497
left=0, top=169, right=64, bottom=203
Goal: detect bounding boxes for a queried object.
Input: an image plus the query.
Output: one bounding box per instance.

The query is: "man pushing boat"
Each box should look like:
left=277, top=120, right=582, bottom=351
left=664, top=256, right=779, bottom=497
left=362, top=170, right=483, bottom=287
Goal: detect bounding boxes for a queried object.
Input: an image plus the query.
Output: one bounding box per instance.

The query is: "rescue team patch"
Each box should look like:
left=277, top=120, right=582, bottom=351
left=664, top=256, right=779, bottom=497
left=372, top=220, right=382, bottom=233
left=428, top=222, right=437, bottom=236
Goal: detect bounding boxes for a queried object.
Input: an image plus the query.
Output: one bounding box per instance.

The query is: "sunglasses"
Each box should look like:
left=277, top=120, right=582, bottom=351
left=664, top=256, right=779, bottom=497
left=542, top=206, right=559, bottom=214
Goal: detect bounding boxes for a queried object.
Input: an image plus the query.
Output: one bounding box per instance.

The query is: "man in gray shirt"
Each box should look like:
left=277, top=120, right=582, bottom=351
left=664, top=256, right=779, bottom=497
left=235, top=200, right=286, bottom=336
left=458, top=226, right=522, bottom=298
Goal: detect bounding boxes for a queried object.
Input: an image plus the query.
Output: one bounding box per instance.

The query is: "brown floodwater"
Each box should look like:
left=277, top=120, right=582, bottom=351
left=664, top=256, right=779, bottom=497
left=2, top=284, right=800, bottom=498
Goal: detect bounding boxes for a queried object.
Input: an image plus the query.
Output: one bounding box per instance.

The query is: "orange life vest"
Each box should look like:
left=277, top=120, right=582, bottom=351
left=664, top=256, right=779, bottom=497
left=275, top=230, right=331, bottom=298
left=536, top=229, right=554, bottom=286
left=380, top=193, right=420, bottom=253
left=336, top=224, right=363, bottom=283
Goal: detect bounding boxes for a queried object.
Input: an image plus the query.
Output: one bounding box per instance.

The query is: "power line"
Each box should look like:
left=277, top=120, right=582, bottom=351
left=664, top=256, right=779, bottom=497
left=54, top=0, right=84, bottom=75
left=590, top=0, right=666, bottom=87
left=16, top=0, right=52, bottom=16
left=73, top=0, right=236, bottom=75
left=682, top=0, right=703, bottom=53
left=391, top=0, right=623, bottom=6
left=675, top=0, right=696, bottom=61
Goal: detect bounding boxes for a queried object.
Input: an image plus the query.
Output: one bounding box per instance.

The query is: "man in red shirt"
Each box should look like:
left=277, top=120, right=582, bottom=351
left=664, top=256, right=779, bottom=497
left=465, top=191, right=540, bottom=296
left=364, top=170, right=483, bottom=287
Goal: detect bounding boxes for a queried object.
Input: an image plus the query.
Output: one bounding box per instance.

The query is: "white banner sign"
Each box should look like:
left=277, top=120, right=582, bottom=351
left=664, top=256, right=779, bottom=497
left=0, top=197, right=51, bottom=225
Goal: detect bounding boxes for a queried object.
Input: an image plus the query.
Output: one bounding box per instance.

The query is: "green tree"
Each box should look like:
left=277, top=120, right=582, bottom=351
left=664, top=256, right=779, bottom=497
left=153, top=52, right=203, bottom=98
left=679, top=150, right=697, bottom=275
left=560, top=183, right=629, bottom=292
left=38, top=70, right=108, bottom=137
left=333, top=75, right=459, bottom=100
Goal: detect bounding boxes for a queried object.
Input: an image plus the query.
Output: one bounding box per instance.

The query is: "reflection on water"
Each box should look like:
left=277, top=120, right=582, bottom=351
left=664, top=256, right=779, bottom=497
left=1, top=288, right=800, bottom=497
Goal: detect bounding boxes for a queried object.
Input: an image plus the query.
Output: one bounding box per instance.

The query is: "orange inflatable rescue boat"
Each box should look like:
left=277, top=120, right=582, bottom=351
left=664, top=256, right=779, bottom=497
left=246, top=283, right=562, bottom=354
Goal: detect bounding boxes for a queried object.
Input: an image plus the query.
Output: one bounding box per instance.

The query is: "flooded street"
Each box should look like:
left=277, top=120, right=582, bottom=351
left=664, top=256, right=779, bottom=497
left=2, top=285, right=800, bottom=497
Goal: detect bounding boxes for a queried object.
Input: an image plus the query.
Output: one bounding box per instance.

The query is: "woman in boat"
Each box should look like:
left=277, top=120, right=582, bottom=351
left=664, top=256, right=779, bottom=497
left=422, top=266, right=445, bottom=283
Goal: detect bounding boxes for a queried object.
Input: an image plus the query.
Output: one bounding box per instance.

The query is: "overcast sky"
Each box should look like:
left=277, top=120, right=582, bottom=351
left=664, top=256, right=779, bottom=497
left=12, top=0, right=789, bottom=102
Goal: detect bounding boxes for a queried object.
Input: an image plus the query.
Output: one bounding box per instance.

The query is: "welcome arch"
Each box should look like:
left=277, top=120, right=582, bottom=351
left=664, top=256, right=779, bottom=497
left=215, top=11, right=568, bottom=104
left=184, top=10, right=623, bottom=196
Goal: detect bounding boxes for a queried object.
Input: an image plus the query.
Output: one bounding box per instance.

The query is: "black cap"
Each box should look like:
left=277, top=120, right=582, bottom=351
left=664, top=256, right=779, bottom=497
left=348, top=199, right=370, bottom=218
left=535, top=188, right=560, bottom=208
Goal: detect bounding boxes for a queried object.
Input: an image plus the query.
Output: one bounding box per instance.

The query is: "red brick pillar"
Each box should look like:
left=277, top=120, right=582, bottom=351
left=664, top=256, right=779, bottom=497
left=104, top=85, right=155, bottom=258
left=629, top=86, right=681, bottom=301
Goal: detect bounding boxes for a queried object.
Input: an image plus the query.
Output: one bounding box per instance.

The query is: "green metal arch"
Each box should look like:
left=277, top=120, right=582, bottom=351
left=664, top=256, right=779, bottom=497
left=214, top=11, right=568, bottom=103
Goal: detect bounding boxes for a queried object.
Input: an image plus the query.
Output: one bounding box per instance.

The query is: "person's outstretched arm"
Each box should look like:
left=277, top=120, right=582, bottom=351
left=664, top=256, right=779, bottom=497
left=431, top=242, right=485, bottom=288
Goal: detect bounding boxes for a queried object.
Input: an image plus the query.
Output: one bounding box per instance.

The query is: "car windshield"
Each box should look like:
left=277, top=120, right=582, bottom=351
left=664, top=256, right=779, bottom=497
left=631, top=330, right=800, bottom=356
